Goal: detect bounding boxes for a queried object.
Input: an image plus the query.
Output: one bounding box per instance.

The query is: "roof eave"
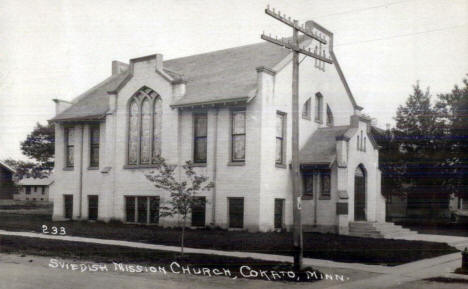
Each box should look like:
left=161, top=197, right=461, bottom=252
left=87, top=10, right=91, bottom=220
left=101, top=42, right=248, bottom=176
left=170, top=97, right=249, bottom=109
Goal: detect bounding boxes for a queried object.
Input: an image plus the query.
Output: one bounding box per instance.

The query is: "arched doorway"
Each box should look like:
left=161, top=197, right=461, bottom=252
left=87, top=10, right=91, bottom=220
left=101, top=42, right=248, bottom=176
left=354, top=165, right=366, bottom=221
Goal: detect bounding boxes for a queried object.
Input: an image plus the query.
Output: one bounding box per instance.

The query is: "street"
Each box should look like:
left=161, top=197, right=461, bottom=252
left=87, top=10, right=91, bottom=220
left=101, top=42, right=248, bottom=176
left=1, top=252, right=468, bottom=289
left=0, top=253, right=348, bottom=289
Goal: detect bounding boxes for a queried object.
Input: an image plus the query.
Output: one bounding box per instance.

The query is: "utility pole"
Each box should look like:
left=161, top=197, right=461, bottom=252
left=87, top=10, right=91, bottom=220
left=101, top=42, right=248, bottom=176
left=261, top=6, right=333, bottom=270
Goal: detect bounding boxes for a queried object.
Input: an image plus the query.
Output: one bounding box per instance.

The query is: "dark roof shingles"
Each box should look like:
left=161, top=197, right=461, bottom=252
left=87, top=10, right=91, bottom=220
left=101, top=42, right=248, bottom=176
left=300, top=126, right=350, bottom=164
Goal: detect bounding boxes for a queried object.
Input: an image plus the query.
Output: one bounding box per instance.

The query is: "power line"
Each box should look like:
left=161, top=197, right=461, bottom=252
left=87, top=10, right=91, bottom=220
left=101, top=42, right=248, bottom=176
left=335, top=23, right=467, bottom=47
left=314, top=0, right=418, bottom=19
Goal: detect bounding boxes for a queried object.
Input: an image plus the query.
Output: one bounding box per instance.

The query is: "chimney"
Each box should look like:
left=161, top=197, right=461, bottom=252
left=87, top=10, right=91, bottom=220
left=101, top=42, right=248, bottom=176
left=112, top=60, right=129, bottom=75
left=52, top=99, right=73, bottom=115
left=155, top=54, right=163, bottom=71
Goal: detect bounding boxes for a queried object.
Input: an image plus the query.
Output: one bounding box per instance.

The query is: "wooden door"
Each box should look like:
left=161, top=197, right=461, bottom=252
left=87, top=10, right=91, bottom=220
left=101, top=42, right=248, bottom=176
left=64, top=195, right=73, bottom=219
left=229, top=198, right=244, bottom=228
left=274, top=199, right=284, bottom=229
left=354, top=166, right=366, bottom=221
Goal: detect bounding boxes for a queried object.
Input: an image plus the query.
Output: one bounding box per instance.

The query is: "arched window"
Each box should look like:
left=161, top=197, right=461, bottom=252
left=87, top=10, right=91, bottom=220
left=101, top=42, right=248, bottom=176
left=127, top=87, right=162, bottom=166
left=326, top=104, right=334, bottom=126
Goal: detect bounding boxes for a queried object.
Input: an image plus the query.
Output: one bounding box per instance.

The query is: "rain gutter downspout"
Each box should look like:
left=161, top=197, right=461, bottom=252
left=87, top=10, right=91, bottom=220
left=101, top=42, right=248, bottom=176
left=211, top=108, right=219, bottom=225
left=79, top=124, right=84, bottom=219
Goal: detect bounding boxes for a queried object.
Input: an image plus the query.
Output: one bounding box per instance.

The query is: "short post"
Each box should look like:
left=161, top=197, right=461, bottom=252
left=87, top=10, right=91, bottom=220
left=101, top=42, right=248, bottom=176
left=462, top=247, right=468, bottom=271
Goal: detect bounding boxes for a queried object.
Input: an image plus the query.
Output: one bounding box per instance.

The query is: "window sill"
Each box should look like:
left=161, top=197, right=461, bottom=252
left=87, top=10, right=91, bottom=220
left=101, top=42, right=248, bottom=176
left=63, top=167, right=74, bottom=171
left=275, top=163, right=287, bottom=169
left=319, top=195, right=331, bottom=200
left=302, top=194, right=314, bottom=200
left=302, top=115, right=311, bottom=120
left=191, top=163, right=207, bottom=167
left=315, top=119, right=323, bottom=124
left=123, top=164, right=162, bottom=169
left=88, top=167, right=99, bottom=170
left=228, top=161, right=245, bottom=166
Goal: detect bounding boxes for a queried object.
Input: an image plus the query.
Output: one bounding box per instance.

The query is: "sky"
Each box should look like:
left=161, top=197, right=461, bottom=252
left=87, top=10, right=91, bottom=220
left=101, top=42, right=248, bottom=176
left=0, top=0, right=467, bottom=161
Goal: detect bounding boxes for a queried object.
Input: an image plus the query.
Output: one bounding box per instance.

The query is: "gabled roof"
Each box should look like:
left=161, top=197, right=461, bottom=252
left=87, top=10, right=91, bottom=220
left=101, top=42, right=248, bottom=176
left=300, top=126, right=351, bottom=165
left=0, top=161, right=16, bottom=174
left=17, top=177, right=53, bottom=186
left=51, top=36, right=359, bottom=121
left=164, top=41, right=291, bottom=107
left=51, top=71, right=130, bottom=122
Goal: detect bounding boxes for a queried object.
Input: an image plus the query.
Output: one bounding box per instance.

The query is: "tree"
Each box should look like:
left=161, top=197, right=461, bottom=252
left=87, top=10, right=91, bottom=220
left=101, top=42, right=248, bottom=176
left=2, top=158, right=40, bottom=181
left=16, top=122, right=55, bottom=178
left=388, top=83, right=447, bottom=216
left=435, top=76, right=468, bottom=199
left=145, top=159, right=214, bottom=255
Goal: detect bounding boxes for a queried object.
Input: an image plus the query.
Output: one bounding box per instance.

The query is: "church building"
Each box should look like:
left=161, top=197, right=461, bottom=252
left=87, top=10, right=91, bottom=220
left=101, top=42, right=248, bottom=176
left=50, top=20, right=386, bottom=234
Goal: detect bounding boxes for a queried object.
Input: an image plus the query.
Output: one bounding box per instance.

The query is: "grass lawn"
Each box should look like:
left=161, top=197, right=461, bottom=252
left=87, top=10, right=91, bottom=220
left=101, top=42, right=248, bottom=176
left=0, top=212, right=458, bottom=266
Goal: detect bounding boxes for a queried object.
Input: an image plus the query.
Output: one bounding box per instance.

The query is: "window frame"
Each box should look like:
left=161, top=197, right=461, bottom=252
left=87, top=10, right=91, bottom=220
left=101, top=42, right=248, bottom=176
left=89, top=124, right=100, bottom=168
left=64, top=126, right=74, bottom=168
left=302, top=98, right=311, bottom=120
left=303, top=170, right=331, bottom=200
left=315, top=93, right=323, bottom=123
left=126, top=87, right=163, bottom=168
left=193, top=112, right=208, bottom=164
left=230, top=108, right=246, bottom=163
left=326, top=104, right=334, bottom=127
left=275, top=111, right=287, bottom=167
left=125, top=196, right=160, bottom=225
left=319, top=171, right=331, bottom=199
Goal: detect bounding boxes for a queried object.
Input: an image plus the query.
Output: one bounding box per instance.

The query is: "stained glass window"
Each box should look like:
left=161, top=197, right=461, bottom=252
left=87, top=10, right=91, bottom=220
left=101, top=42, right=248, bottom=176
left=128, top=100, right=139, bottom=165
left=140, top=99, right=151, bottom=164
left=231, top=110, right=246, bottom=162
left=127, top=87, right=162, bottom=166
left=152, top=98, right=162, bottom=163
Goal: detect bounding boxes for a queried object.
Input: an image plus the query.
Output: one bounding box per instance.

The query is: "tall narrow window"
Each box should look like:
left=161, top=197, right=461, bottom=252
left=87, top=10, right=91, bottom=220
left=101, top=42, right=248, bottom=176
left=315, top=93, right=323, bottom=123
left=89, top=125, right=100, bottom=167
left=140, top=99, right=152, bottom=164
left=127, top=87, right=162, bottom=166
left=152, top=98, right=162, bottom=162
left=303, top=175, right=314, bottom=196
left=65, top=127, right=74, bottom=168
left=320, top=171, right=331, bottom=198
left=193, top=113, right=208, bottom=163
left=128, top=101, right=139, bottom=165
left=231, top=109, right=246, bottom=162
left=276, top=112, right=286, bottom=165
left=302, top=98, right=311, bottom=119
left=326, top=104, right=334, bottom=126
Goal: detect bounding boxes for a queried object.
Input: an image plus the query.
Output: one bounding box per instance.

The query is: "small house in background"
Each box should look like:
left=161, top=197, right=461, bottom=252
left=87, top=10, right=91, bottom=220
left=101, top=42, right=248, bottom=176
left=14, top=177, right=54, bottom=202
left=0, top=161, right=16, bottom=199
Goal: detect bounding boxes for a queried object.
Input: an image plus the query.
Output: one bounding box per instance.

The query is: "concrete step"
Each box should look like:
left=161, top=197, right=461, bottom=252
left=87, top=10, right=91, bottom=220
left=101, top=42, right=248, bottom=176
left=348, top=221, right=420, bottom=239
left=349, top=232, right=383, bottom=238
